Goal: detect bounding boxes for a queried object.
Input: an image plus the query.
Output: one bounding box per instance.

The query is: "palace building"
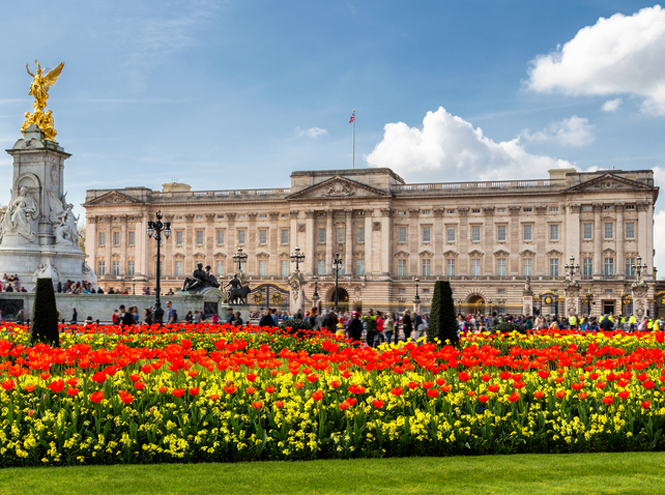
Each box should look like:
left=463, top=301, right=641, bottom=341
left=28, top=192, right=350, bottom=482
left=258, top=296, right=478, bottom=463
left=83, top=167, right=659, bottom=316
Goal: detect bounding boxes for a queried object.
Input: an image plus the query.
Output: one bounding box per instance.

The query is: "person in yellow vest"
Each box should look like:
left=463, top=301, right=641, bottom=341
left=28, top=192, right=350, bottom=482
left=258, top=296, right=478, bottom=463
left=654, top=318, right=660, bottom=332
left=647, top=318, right=653, bottom=331
left=629, top=315, right=637, bottom=332
left=569, top=315, right=578, bottom=329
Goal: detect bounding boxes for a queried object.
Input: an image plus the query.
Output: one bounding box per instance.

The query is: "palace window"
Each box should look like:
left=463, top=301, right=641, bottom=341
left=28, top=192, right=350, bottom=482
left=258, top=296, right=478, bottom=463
left=421, top=259, right=431, bottom=276
left=625, top=222, right=635, bottom=239
left=337, top=228, right=345, bottom=243
left=583, top=223, right=592, bottom=240
left=259, top=229, right=267, bottom=245
left=281, top=229, right=289, bottom=245
left=397, top=259, right=407, bottom=276
left=446, top=259, right=456, bottom=276
left=259, top=260, right=267, bottom=276
left=127, top=261, right=135, bottom=276
left=237, top=230, right=246, bottom=245
left=523, top=225, right=532, bottom=242
left=98, top=232, right=105, bottom=246
left=497, top=258, right=506, bottom=276
left=281, top=260, right=289, bottom=276
left=604, top=223, right=614, bottom=240
left=471, top=225, right=481, bottom=242
left=497, top=225, right=506, bottom=242
left=422, top=227, right=431, bottom=243
left=128, top=231, right=135, bottom=246
left=583, top=258, right=593, bottom=277
left=549, top=258, right=559, bottom=277
left=398, top=227, right=407, bottom=243
left=356, top=259, right=365, bottom=276
left=97, top=261, right=105, bottom=275
left=175, top=261, right=183, bottom=277
left=471, top=259, right=481, bottom=276
left=176, top=231, right=183, bottom=246
left=625, top=257, right=635, bottom=276
left=318, top=228, right=326, bottom=244
left=604, top=257, right=614, bottom=276
left=357, top=227, right=365, bottom=244
left=317, top=260, right=326, bottom=275
left=522, top=258, right=533, bottom=276
left=549, top=224, right=559, bottom=241
left=196, top=230, right=204, bottom=245
left=217, top=261, right=224, bottom=277
left=217, top=230, right=225, bottom=245
left=446, top=226, right=455, bottom=243
left=113, top=232, right=120, bottom=246
left=112, top=261, right=120, bottom=276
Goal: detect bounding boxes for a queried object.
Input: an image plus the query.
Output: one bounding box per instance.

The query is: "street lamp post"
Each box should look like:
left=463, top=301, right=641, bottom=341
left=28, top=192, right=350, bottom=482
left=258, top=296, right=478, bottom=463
left=332, top=253, right=343, bottom=312
left=633, top=255, right=648, bottom=282
left=457, top=299, right=463, bottom=316
left=488, top=299, right=493, bottom=314
left=233, top=247, right=248, bottom=275
left=146, top=211, right=171, bottom=324
left=564, top=256, right=580, bottom=282
left=312, top=275, right=320, bottom=309
left=290, top=246, right=305, bottom=272
left=414, top=278, right=420, bottom=302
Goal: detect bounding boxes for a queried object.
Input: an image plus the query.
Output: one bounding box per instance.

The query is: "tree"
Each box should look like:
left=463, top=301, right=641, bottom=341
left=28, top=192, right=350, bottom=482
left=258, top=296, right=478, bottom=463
left=30, top=278, right=60, bottom=347
left=427, top=280, right=458, bottom=346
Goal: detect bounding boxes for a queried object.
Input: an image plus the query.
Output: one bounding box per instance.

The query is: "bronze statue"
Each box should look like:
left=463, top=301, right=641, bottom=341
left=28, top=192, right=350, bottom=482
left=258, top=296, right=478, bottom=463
left=182, top=262, right=221, bottom=293
left=225, top=273, right=250, bottom=305
left=22, top=60, right=64, bottom=141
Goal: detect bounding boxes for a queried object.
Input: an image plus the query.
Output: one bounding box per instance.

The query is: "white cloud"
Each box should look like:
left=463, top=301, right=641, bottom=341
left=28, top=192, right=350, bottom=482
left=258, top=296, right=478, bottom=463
left=365, top=107, right=573, bottom=182
left=527, top=6, right=665, bottom=114
left=295, top=127, right=328, bottom=138
left=522, top=116, right=595, bottom=147
left=601, top=98, right=623, bottom=112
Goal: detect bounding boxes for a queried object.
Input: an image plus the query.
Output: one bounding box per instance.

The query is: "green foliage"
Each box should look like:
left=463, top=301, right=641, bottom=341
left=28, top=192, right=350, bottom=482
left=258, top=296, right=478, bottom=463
left=428, top=280, right=458, bottom=346
left=30, top=278, right=60, bottom=348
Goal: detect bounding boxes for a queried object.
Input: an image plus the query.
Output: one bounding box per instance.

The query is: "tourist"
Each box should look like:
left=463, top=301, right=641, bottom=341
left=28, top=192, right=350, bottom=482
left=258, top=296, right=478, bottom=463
left=345, top=311, right=363, bottom=343
left=185, top=311, right=193, bottom=323
left=143, top=308, right=153, bottom=326
left=233, top=311, right=243, bottom=326
left=226, top=307, right=235, bottom=324
left=259, top=308, right=276, bottom=327
left=119, top=305, right=134, bottom=326
left=384, top=312, right=395, bottom=344
left=112, top=309, right=120, bottom=325
left=322, top=310, right=338, bottom=333
left=70, top=308, right=77, bottom=325
left=211, top=313, right=220, bottom=324
left=364, top=309, right=377, bottom=347
left=84, top=316, right=93, bottom=326
left=402, top=310, right=413, bottom=341
left=375, top=311, right=385, bottom=345
left=193, top=311, right=202, bottom=323
left=165, top=301, right=177, bottom=324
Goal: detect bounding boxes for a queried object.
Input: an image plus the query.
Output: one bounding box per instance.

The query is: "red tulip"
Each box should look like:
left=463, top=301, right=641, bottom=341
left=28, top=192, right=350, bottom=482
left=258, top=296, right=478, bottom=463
left=252, top=401, right=263, bottom=409
left=427, top=389, right=439, bottom=398
left=189, top=387, right=200, bottom=396
left=478, top=394, right=489, bottom=403
left=641, top=400, right=651, bottom=409
left=602, top=395, right=614, bottom=405
left=458, top=372, right=471, bottom=382
left=618, top=390, right=630, bottom=399
left=89, top=391, right=104, bottom=403
left=390, top=387, right=404, bottom=397
left=1, top=379, right=15, bottom=391
left=372, top=400, right=384, bottom=409
left=339, top=401, right=350, bottom=411
left=275, top=400, right=284, bottom=409
left=312, top=390, right=323, bottom=401
left=172, top=388, right=186, bottom=398
left=555, top=390, right=566, bottom=400
left=488, top=384, right=500, bottom=393
left=507, top=392, right=520, bottom=403
left=47, top=380, right=65, bottom=393
left=533, top=391, right=545, bottom=399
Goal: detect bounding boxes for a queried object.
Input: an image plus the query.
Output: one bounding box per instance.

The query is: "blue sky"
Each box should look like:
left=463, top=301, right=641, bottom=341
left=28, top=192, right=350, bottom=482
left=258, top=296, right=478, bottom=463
left=1, top=1, right=665, bottom=269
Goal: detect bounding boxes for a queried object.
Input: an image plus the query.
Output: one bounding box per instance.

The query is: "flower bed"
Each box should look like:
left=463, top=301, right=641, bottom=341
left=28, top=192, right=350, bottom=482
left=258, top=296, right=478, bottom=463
left=0, top=322, right=664, bottom=465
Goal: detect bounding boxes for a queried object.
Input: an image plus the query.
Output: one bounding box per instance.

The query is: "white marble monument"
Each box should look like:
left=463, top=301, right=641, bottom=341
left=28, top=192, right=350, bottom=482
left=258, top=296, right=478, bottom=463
left=0, top=125, right=95, bottom=289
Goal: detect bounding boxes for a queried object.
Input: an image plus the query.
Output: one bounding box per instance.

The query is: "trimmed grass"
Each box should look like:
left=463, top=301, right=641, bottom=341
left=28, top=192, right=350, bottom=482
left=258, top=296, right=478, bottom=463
left=0, top=453, right=664, bottom=495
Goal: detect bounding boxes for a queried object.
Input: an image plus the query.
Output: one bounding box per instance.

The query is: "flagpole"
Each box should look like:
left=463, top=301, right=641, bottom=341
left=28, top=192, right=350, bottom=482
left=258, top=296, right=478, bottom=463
left=352, top=109, right=356, bottom=170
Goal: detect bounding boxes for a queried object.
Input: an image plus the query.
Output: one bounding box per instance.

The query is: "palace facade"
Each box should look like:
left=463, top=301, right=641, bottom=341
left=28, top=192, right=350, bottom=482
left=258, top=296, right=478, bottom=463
left=83, top=167, right=659, bottom=316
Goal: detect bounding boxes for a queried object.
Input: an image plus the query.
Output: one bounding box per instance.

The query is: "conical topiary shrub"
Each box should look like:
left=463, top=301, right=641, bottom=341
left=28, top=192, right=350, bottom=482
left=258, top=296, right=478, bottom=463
left=30, top=278, right=60, bottom=347
left=427, top=280, right=459, bottom=347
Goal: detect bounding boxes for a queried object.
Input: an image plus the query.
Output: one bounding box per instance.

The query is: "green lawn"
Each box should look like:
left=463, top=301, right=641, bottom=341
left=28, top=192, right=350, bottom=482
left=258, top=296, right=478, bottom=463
left=0, top=453, right=663, bottom=495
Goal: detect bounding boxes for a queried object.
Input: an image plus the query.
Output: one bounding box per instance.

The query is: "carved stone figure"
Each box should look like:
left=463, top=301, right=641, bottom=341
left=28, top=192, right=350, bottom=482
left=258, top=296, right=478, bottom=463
left=224, top=273, right=250, bottom=304
left=47, top=190, right=79, bottom=248
left=322, top=181, right=354, bottom=197
left=182, top=262, right=220, bottom=293
left=22, top=61, right=64, bottom=140
left=32, top=262, right=60, bottom=285
left=2, top=186, right=39, bottom=242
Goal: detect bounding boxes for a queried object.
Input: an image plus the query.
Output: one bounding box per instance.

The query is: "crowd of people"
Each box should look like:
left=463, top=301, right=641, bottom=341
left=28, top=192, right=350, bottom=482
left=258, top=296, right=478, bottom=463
left=0, top=274, right=27, bottom=292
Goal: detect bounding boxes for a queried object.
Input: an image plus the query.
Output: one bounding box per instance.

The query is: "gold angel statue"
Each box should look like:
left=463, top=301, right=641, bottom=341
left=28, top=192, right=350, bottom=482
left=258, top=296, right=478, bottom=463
left=21, top=60, right=64, bottom=142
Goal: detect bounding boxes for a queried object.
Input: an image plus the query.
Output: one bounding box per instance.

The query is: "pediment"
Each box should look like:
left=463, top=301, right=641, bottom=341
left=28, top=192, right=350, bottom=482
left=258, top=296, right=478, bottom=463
left=393, top=250, right=410, bottom=258
left=287, top=176, right=392, bottom=200
left=546, top=249, right=563, bottom=256
left=520, top=249, right=536, bottom=256
left=85, top=191, right=142, bottom=206
left=493, top=249, right=510, bottom=257
left=443, top=249, right=459, bottom=257
left=418, top=249, right=434, bottom=257
left=566, top=173, right=652, bottom=193
left=468, top=249, right=485, bottom=256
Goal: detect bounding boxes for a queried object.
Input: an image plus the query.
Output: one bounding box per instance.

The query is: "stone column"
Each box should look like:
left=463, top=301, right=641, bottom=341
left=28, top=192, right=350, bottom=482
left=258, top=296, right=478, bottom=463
left=205, top=213, right=215, bottom=262
left=380, top=208, right=393, bottom=276
left=615, top=205, right=624, bottom=276
left=304, top=210, right=315, bottom=274
left=483, top=207, right=494, bottom=274
left=522, top=280, right=533, bottom=316
left=433, top=208, right=444, bottom=275
left=508, top=206, right=520, bottom=274
left=86, top=215, right=98, bottom=267
left=226, top=212, right=236, bottom=265
left=135, top=213, right=147, bottom=279
left=365, top=208, right=375, bottom=275
left=458, top=207, right=469, bottom=275
left=535, top=206, right=547, bottom=275
left=567, top=204, right=581, bottom=266
left=564, top=286, right=580, bottom=318
left=632, top=284, right=649, bottom=319
left=104, top=216, right=112, bottom=276
left=269, top=212, right=280, bottom=275
left=637, top=202, right=651, bottom=272
left=325, top=211, right=333, bottom=274
left=345, top=209, right=353, bottom=276
left=185, top=214, right=195, bottom=273
left=163, top=214, right=175, bottom=276
left=248, top=212, right=258, bottom=275
left=593, top=204, right=603, bottom=276
left=119, top=215, right=128, bottom=275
